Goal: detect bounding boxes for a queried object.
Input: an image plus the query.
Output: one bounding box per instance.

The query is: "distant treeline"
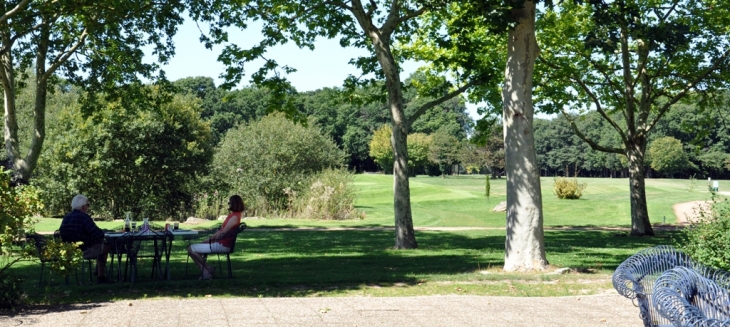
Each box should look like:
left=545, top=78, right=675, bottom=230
left=176, top=76, right=729, bottom=179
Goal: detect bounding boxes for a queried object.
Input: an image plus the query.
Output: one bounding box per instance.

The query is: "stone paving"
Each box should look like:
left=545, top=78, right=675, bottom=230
left=1, top=293, right=642, bottom=326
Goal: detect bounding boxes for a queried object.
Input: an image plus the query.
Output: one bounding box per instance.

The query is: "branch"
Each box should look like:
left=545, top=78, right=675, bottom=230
left=407, top=77, right=485, bottom=127
left=573, top=52, right=624, bottom=106
left=381, top=0, right=424, bottom=36
left=540, top=57, right=629, bottom=142
left=0, top=0, right=31, bottom=24
left=559, top=108, right=624, bottom=154
left=42, top=28, right=89, bottom=81
left=644, top=47, right=730, bottom=137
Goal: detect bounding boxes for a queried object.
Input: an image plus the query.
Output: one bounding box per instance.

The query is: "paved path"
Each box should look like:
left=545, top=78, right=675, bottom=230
left=2, top=293, right=641, bottom=326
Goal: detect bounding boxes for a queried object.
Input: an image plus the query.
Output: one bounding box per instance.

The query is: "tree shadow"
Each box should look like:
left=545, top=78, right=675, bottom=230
left=10, top=229, right=677, bottom=306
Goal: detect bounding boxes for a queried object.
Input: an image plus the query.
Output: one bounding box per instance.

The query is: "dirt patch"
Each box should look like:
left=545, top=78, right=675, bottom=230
left=672, top=201, right=712, bottom=224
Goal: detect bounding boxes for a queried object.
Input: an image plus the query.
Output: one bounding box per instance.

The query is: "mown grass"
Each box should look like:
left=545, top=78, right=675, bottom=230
left=9, top=175, right=725, bottom=306
left=9, top=229, right=676, bottom=305
left=32, top=175, right=719, bottom=231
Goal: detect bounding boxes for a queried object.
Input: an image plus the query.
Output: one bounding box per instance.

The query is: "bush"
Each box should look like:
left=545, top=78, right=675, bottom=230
left=678, top=196, right=730, bottom=270
left=553, top=177, right=587, bottom=199
left=213, top=113, right=346, bottom=215
left=33, top=91, right=213, bottom=220
left=0, top=170, right=42, bottom=309
left=290, top=169, right=363, bottom=220
left=0, top=276, right=25, bottom=309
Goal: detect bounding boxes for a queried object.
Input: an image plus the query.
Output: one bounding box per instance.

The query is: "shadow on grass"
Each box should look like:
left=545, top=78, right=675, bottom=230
left=8, top=229, right=679, bottom=306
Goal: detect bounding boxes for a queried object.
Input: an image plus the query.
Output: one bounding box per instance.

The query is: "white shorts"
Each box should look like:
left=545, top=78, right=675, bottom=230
left=189, top=242, right=230, bottom=254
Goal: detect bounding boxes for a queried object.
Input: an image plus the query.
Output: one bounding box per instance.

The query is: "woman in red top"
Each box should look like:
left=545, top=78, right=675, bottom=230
left=188, top=195, right=244, bottom=280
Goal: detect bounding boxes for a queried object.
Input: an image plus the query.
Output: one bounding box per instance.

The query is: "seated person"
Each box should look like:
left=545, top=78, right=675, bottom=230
left=188, top=195, right=244, bottom=280
left=59, top=194, right=111, bottom=284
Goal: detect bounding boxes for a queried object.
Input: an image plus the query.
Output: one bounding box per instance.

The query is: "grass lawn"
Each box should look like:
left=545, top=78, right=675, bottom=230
left=10, top=229, right=677, bottom=305
left=8, top=175, right=725, bottom=306
left=32, top=175, right=719, bottom=231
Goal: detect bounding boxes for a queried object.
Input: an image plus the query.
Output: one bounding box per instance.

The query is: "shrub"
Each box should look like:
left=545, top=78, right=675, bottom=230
left=0, top=170, right=42, bottom=309
left=678, top=196, right=730, bottom=270
left=213, top=113, right=346, bottom=215
left=33, top=92, right=213, bottom=220
left=0, top=276, right=25, bottom=309
left=42, top=239, right=83, bottom=276
left=553, top=177, right=586, bottom=199
left=291, top=169, right=363, bottom=220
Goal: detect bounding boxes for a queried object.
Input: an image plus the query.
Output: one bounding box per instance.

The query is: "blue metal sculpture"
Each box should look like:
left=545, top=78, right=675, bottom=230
left=613, top=245, right=730, bottom=327
left=653, top=266, right=730, bottom=327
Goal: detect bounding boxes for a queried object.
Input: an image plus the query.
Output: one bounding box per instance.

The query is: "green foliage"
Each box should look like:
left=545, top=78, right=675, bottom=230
left=679, top=197, right=730, bottom=271
left=0, top=170, right=41, bottom=274
left=648, top=137, right=692, bottom=176
left=428, top=129, right=461, bottom=177
left=0, top=170, right=42, bottom=308
left=407, top=133, right=432, bottom=176
left=1, top=0, right=186, bottom=181
left=553, top=177, right=587, bottom=200
left=688, top=175, right=697, bottom=192
left=0, top=276, right=25, bottom=309
left=42, top=239, right=83, bottom=276
left=290, top=169, right=363, bottom=220
left=369, top=125, right=394, bottom=173
left=34, top=90, right=213, bottom=219
left=213, top=113, right=346, bottom=215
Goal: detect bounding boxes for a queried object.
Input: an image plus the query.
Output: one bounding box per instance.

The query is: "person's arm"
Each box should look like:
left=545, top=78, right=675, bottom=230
left=208, top=213, right=240, bottom=242
left=83, top=214, right=105, bottom=242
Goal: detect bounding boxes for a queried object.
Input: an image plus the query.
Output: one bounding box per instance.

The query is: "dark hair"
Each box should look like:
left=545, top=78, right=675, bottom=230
left=228, top=195, right=245, bottom=212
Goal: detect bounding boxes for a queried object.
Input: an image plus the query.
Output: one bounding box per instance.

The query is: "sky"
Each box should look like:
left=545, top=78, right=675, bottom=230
left=153, top=17, right=484, bottom=120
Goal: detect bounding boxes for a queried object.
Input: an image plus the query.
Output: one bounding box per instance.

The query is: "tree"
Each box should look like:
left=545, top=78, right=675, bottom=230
left=537, top=1, right=730, bottom=235
left=648, top=137, right=692, bottom=177
left=369, top=125, right=395, bottom=173
left=501, top=1, right=547, bottom=271
left=1, top=0, right=185, bottom=183
left=34, top=91, right=213, bottom=219
left=190, top=0, right=505, bottom=249
left=406, top=132, right=431, bottom=176
left=429, top=129, right=461, bottom=177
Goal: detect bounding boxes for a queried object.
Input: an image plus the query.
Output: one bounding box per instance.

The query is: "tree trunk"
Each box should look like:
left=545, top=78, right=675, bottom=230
left=502, top=1, right=547, bottom=271
left=358, top=18, right=417, bottom=249
left=1, top=26, right=49, bottom=183
left=626, top=142, right=654, bottom=236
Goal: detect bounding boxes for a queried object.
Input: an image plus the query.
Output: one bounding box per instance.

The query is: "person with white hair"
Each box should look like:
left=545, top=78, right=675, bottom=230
left=59, top=194, right=111, bottom=284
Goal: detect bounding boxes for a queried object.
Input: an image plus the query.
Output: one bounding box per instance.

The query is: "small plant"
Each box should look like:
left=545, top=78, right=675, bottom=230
left=688, top=174, right=697, bottom=192
left=553, top=177, right=587, bottom=199
left=485, top=174, right=491, bottom=201
left=678, top=195, right=730, bottom=270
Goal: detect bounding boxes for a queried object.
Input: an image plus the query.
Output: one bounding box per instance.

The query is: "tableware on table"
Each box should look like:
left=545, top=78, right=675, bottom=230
left=173, top=222, right=179, bottom=230
left=131, top=221, right=137, bottom=232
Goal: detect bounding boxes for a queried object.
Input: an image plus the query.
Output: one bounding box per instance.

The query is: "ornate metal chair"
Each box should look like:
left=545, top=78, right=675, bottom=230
left=653, top=266, right=730, bottom=327
left=613, top=245, right=730, bottom=327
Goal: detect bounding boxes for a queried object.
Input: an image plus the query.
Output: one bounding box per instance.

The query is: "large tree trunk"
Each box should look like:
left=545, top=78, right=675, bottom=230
left=0, top=27, right=48, bottom=183
left=502, top=1, right=547, bottom=271
left=626, top=141, right=654, bottom=236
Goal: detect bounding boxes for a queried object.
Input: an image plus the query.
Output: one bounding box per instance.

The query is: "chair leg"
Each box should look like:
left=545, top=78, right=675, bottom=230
left=38, top=262, right=45, bottom=287
left=217, top=254, right=223, bottom=276
left=226, top=254, right=232, bottom=278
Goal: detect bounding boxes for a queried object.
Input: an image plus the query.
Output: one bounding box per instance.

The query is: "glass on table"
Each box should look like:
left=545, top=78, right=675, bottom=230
left=173, top=222, right=179, bottom=230
left=131, top=221, right=137, bottom=232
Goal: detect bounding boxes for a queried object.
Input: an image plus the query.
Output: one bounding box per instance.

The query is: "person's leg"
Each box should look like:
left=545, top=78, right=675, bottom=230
left=97, top=243, right=110, bottom=277
left=188, top=244, right=212, bottom=277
